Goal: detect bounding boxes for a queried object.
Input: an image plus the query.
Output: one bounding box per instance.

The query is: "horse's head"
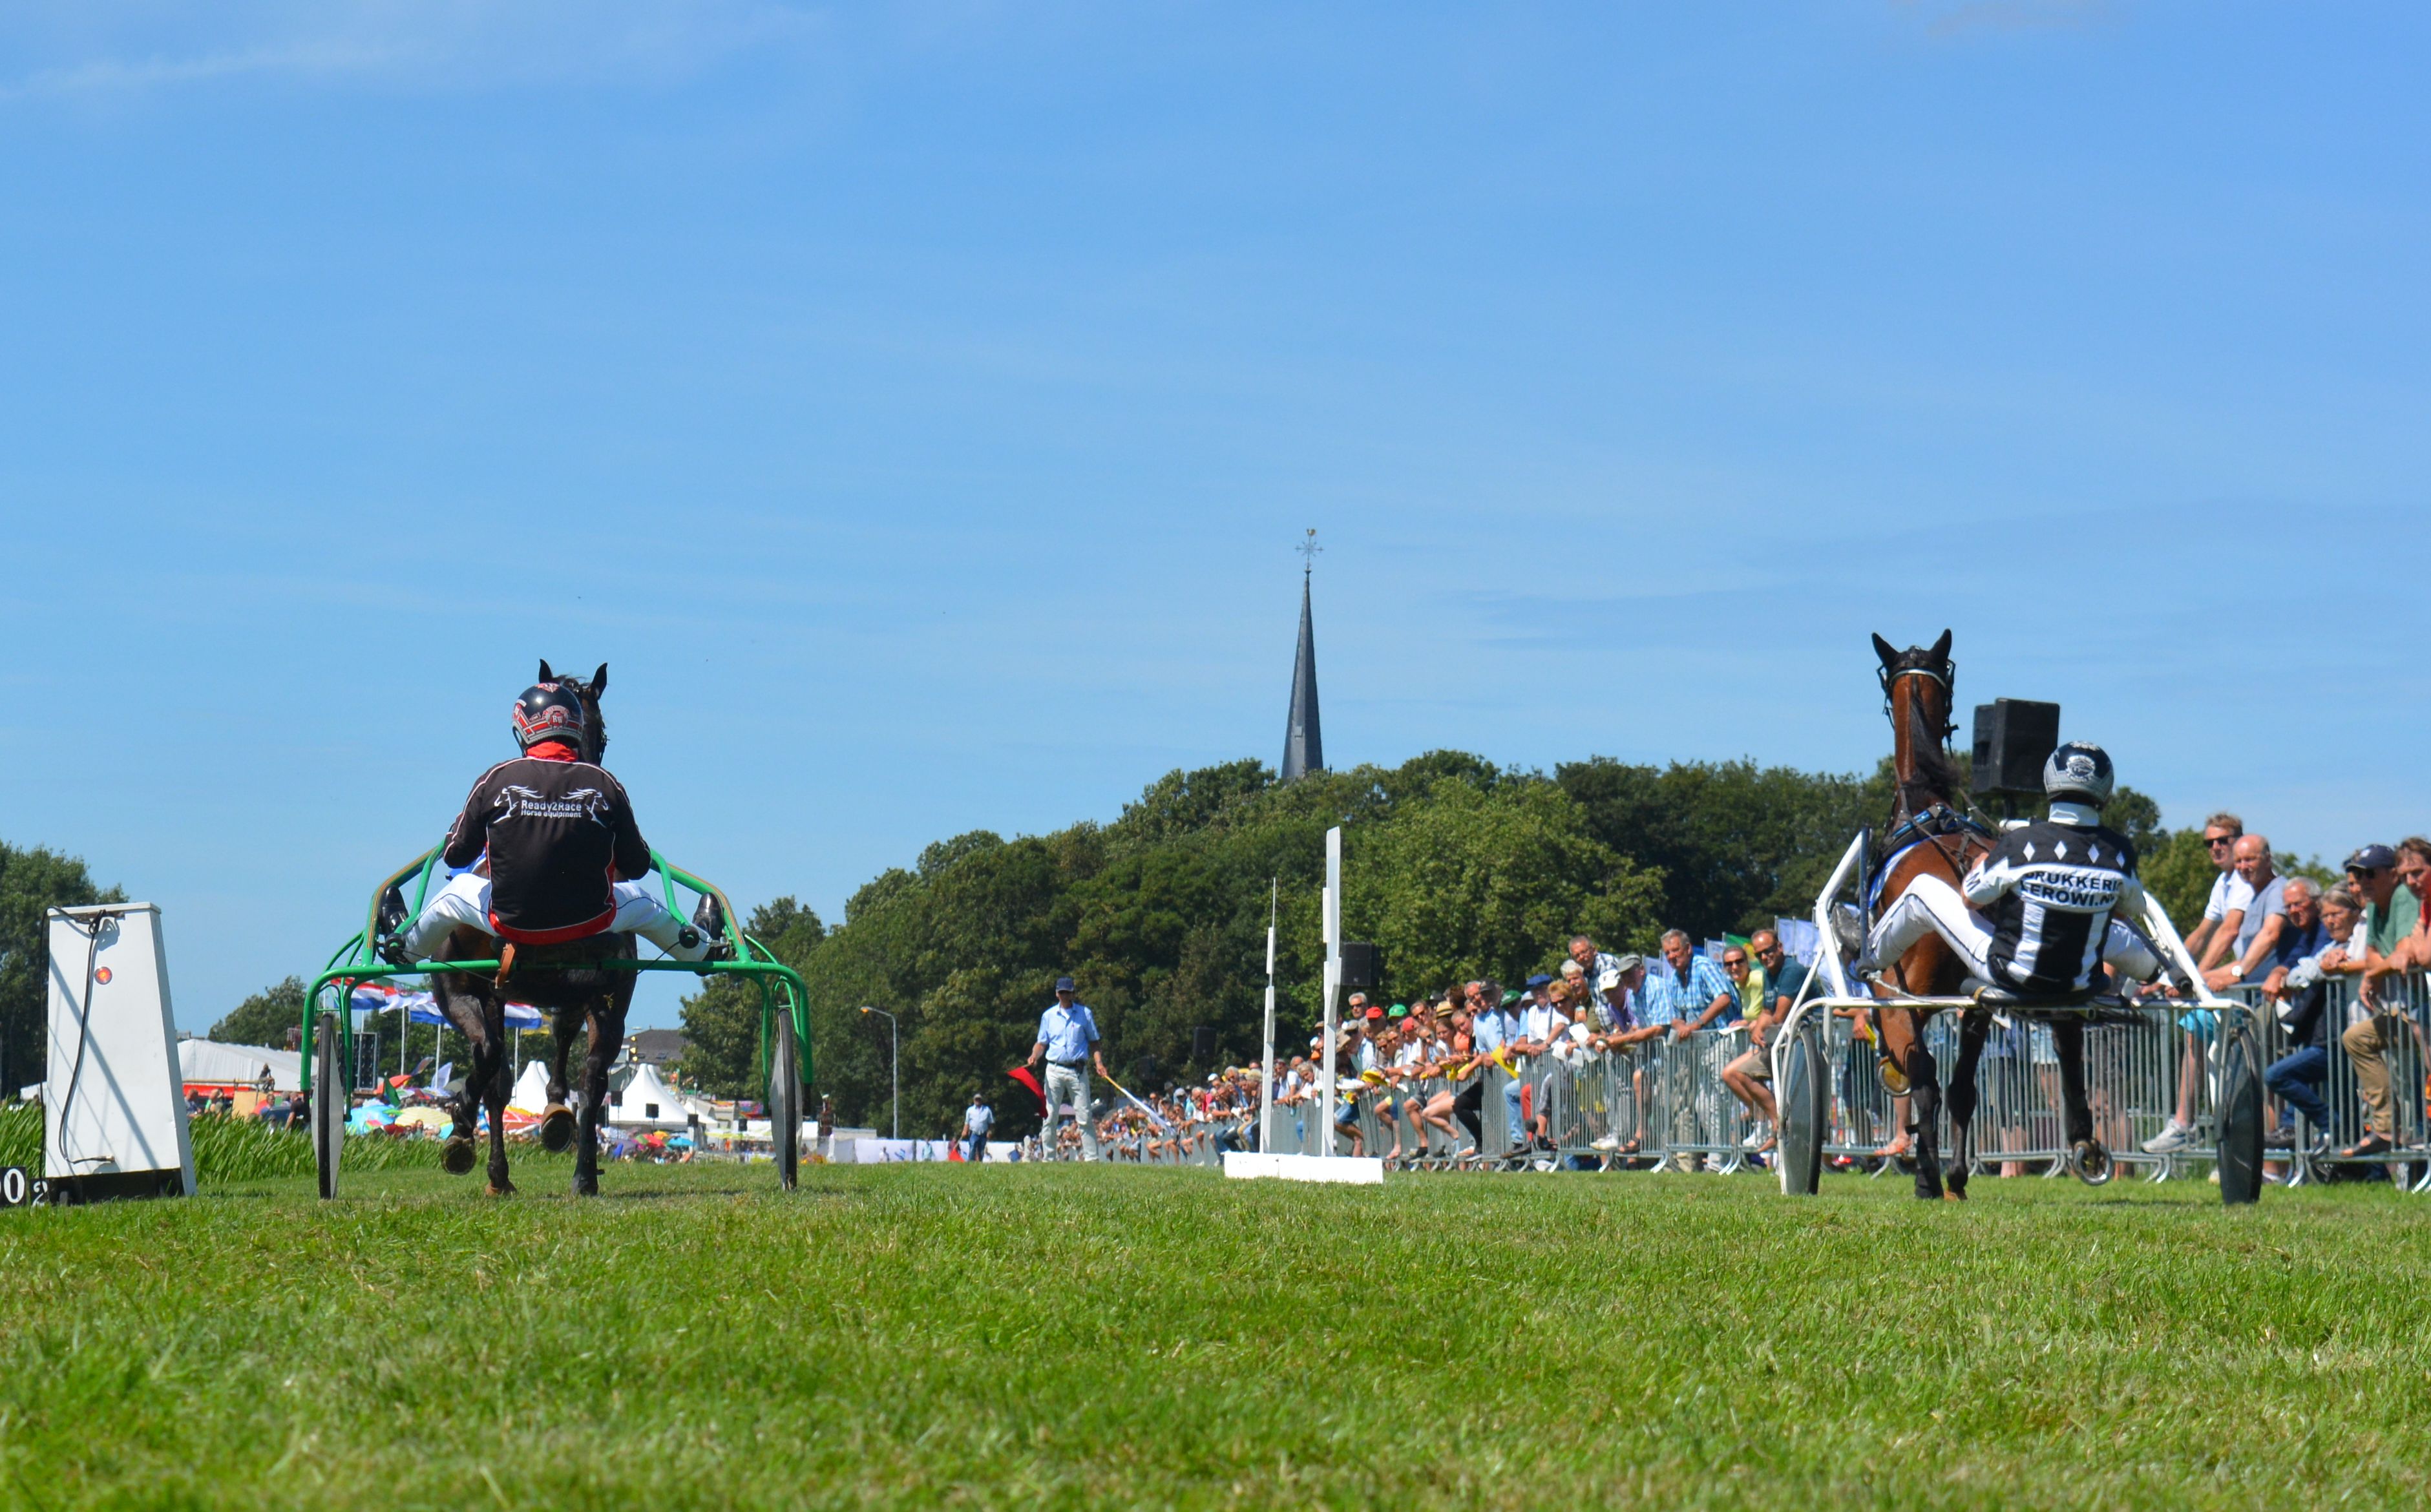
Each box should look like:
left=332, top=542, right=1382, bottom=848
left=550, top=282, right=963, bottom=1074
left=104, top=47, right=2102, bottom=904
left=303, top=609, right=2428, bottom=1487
left=1871, top=630, right=1957, bottom=809
left=537, top=659, right=609, bottom=764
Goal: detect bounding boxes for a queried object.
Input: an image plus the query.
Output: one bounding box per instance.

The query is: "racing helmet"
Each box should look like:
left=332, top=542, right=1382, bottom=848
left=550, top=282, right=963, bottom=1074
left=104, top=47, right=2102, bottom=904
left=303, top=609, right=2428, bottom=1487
left=2042, top=740, right=2114, bottom=806
left=512, top=682, right=587, bottom=751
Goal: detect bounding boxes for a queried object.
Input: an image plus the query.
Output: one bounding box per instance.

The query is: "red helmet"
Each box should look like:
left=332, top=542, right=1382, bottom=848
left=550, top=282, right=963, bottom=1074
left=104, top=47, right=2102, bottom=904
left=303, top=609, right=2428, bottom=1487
left=512, top=682, right=587, bottom=751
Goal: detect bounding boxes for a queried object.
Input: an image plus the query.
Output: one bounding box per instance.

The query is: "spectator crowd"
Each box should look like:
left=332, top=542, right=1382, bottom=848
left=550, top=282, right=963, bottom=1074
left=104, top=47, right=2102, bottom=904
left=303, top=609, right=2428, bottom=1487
left=1009, top=812, right=2431, bottom=1177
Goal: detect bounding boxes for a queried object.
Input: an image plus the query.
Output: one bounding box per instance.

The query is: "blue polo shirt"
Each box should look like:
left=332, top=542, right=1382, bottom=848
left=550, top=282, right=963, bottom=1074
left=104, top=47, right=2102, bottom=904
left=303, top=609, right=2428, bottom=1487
left=1037, top=1002, right=1100, bottom=1064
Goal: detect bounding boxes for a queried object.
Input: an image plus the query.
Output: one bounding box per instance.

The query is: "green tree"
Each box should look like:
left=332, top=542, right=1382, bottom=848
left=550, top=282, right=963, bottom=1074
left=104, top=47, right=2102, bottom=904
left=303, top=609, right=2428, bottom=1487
left=0, top=841, right=123, bottom=1096
left=209, top=977, right=306, bottom=1048
left=676, top=898, right=826, bottom=1096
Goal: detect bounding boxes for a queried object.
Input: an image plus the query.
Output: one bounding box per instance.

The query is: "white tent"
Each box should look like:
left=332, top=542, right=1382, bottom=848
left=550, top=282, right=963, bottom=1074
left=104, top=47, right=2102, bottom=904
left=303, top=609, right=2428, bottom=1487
left=606, top=1060, right=690, bottom=1129
left=507, top=1059, right=554, bottom=1114
left=178, top=1039, right=302, bottom=1093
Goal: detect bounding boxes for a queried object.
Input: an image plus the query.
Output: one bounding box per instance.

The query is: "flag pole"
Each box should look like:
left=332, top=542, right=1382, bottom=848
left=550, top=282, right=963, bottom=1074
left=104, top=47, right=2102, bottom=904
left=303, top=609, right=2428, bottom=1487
left=1259, top=879, right=1278, bottom=1153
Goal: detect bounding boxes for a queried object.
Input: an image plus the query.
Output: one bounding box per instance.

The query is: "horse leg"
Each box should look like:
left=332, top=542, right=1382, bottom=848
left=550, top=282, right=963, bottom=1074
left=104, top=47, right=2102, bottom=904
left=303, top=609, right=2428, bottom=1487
left=435, top=971, right=485, bottom=1177
left=2049, top=1016, right=2107, bottom=1181
left=573, top=998, right=626, bottom=1197
left=1944, top=1014, right=1990, bottom=1201
left=540, top=1005, right=582, bottom=1153
left=479, top=1002, right=515, bottom=1196
left=1883, top=1008, right=1943, bottom=1200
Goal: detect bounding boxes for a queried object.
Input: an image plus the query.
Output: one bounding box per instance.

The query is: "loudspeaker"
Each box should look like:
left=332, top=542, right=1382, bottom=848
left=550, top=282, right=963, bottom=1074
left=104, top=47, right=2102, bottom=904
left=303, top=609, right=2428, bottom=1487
left=1971, top=698, right=2061, bottom=795
left=1191, top=1027, right=1217, bottom=1062
left=1339, top=941, right=1382, bottom=991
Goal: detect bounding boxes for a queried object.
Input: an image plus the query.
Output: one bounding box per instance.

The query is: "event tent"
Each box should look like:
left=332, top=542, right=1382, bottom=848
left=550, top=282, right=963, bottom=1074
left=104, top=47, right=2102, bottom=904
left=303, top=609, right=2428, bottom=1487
left=606, top=1060, right=689, bottom=1129
left=507, top=1059, right=554, bottom=1114
left=178, top=1039, right=302, bottom=1093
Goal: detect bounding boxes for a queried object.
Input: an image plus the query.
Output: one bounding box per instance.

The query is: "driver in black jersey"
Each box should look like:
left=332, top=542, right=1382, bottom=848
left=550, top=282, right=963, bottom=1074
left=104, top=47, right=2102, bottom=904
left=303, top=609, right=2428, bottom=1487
left=1863, top=742, right=2166, bottom=998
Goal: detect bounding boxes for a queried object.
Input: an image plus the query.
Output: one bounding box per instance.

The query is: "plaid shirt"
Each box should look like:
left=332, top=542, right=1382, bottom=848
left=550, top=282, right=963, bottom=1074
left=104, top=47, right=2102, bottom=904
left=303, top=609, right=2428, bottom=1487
left=1638, top=953, right=1736, bottom=1028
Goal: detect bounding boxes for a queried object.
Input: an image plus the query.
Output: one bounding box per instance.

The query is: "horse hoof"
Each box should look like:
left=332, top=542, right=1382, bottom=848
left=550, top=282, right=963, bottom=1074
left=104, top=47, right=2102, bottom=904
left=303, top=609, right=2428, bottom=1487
left=1943, top=1188, right=1968, bottom=1201
left=442, top=1138, right=478, bottom=1175
left=540, top=1107, right=576, bottom=1152
left=486, top=1180, right=517, bottom=1198
left=2069, top=1140, right=2113, bottom=1186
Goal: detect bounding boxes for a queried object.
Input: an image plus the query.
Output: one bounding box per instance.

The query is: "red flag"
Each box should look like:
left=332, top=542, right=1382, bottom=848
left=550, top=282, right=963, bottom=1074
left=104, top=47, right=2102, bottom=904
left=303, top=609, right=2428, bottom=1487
left=947, top=1140, right=965, bottom=1162
left=1007, top=1065, right=1047, bottom=1113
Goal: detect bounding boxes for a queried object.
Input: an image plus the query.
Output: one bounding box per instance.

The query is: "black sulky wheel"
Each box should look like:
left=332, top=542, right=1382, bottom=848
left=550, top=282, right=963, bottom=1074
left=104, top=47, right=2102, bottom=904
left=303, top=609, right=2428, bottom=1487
left=771, top=1010, right=802, bottom=1192
left=313, top=1011, right=344, bottom=1201
left=1776, top=1019, right=1827, bottom=1197
left=2218, top=1016, right=2266, bottom=1206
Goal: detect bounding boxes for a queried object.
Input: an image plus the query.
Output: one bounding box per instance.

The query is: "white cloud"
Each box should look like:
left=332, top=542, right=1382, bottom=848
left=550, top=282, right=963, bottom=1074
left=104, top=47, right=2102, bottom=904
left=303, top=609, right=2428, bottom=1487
left=0, top=0, right=828, bottom=101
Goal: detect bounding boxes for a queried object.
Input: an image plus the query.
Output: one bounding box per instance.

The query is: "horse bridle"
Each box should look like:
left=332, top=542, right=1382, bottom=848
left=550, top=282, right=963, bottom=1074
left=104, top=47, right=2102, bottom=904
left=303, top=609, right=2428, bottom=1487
left=1878, top=659, right=1958, bottom=742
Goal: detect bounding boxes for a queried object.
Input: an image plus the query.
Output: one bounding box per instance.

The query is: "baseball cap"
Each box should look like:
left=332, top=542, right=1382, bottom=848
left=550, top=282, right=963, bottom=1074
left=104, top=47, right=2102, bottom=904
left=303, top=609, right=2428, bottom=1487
left=1524, top=973, right=1553, bottom=990
left=1500, top=989, right=1522, bottom=1008
left=1363, top=1005, right=1385, bottom=1021
left=1388, top=1003, right=1408, bottom=1018
left=2346, top=844, right=2397, bottom=872
left=1053, top=976, right=1077, bottom=992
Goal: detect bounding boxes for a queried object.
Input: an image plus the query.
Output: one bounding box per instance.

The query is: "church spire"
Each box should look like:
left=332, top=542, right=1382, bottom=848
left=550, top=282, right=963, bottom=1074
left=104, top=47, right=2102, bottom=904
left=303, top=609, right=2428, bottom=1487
left=1283, top=530, right=1323, bottom=781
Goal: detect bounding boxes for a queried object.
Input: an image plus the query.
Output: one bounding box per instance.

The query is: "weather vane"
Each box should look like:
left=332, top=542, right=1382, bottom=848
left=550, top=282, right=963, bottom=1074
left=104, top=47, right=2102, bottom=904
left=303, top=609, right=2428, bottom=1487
left=1297, top=527, right=1321, bottom=576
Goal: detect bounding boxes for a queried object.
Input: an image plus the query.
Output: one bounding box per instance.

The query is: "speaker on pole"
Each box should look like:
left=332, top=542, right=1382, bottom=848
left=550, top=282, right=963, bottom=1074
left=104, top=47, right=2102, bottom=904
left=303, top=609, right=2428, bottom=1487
left=1339, top=942, right=1383, bottom=991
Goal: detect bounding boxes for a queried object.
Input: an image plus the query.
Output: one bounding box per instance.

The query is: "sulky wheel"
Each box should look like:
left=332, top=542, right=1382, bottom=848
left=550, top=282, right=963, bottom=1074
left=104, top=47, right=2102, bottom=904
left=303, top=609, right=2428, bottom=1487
left=2217, top=1020, right=2266, bottom=1206
left=771, top=1010, right=802, bottom=1192
left=313, top=1011, right=344, bottom=1201
left=1775, top=1024, right=1826, bottom=1197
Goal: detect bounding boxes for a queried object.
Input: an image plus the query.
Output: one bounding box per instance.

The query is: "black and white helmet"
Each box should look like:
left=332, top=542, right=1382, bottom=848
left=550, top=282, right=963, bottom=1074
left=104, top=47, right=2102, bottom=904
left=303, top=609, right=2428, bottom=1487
left=2042, top=741, right=2114, bottom=806
left=512, top=682, right=587, bottom=751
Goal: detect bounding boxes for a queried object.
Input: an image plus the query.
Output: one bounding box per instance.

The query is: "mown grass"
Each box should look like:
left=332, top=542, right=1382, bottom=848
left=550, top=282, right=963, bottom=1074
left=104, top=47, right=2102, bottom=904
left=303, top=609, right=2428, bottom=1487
left=1, top=1164, right=2427, bottom=1511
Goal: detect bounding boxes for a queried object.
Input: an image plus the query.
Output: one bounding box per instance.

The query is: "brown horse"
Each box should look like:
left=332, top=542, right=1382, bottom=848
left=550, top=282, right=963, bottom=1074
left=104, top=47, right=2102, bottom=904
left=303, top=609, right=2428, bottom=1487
left=430, top=660, right=640, bottom=1197
left=1866, top=631, right=2110, bottom=1199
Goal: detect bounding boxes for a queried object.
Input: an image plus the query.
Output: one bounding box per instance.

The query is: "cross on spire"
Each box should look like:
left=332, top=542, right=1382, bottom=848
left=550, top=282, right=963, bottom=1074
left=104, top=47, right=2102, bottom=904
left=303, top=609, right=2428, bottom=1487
left=1296, top=527, right=1321, bottom=577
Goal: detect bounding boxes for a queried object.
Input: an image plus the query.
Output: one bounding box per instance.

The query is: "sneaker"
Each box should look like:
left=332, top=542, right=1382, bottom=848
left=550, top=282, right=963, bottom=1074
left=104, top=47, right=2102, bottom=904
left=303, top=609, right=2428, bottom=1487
left=2141, top=1120, right=2193, bottom=1154
left=2264, top=1126, right=2294, bottom=1150
left=1590, top=1133, right=1621, bottom=1152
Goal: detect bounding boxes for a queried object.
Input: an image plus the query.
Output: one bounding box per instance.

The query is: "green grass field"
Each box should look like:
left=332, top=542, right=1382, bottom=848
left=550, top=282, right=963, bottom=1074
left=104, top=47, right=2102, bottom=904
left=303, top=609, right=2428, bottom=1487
left=3, top=1160, right=2429, bottom=1511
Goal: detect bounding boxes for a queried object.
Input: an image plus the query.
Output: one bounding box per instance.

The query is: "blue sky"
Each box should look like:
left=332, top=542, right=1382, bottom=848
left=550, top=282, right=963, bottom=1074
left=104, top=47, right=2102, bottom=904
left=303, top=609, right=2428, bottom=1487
left=3, top=2, right=2425, bottom=1031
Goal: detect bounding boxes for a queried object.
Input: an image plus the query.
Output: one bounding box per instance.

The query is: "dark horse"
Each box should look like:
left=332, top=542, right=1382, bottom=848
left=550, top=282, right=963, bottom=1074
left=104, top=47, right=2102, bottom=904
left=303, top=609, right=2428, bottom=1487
left=1868, top=631, right=2107, bottom=1200
left=430, top=660, right=639, bottom=1197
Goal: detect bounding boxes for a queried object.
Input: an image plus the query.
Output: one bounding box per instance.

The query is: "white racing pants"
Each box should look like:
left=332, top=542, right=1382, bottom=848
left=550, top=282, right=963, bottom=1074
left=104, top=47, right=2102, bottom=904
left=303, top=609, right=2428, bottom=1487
left=400, top=872, right=714, bottom=962
left=1866, top=874, right=2160, bottom=990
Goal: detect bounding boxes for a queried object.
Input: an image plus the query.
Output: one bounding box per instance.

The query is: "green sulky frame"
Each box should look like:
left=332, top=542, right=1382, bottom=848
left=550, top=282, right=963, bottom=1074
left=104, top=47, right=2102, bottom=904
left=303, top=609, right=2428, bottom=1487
left=299, top=846, right=813, bottom=1102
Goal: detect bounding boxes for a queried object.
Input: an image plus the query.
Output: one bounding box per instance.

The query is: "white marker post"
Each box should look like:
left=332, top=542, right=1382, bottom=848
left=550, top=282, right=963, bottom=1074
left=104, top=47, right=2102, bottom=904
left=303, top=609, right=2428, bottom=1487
left=1258, top=879, right=1278, bottom=1154
left=1225, top=828, right=1381, bottom=1184
left=1321, top=825, right=1342, bottom=1155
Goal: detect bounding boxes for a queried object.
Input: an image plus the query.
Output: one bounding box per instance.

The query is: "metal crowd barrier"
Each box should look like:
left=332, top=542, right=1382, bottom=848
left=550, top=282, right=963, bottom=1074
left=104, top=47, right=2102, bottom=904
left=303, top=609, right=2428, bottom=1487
left=1030, top=972, right=2431, bottom=1189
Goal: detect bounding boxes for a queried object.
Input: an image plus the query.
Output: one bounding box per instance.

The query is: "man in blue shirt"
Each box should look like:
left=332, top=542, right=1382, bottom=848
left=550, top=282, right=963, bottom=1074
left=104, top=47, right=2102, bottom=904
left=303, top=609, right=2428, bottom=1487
left=962, top=1093, right=995, bottom=1164
left=1639, top=931, right=1736, bottom=1035
left=1027, top=976, right=1111, bottom=1162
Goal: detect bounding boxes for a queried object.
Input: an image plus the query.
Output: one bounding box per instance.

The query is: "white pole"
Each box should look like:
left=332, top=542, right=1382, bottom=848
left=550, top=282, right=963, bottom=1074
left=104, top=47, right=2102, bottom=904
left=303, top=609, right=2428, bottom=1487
left=1259, top=879, right=1278, bottom=1153
left=1321, top=826, right=1343, bottom=1156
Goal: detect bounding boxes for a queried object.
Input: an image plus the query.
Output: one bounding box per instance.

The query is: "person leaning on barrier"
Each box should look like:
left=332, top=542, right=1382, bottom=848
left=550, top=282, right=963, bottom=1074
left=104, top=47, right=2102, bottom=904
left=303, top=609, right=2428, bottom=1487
left=1721, top=929, right=1809, bottom=1150
left=1027, top=976, right=1111, bottom=1163
left=2332, top=838, right=2431, bottom=1160
left=1451, top=982, right=1510, bottom=1155
left=2150, top=834, right=2289, bottom=1153
left=1642, top=930, right=1735, bottom=1038
left=2180, top=812, right=2253, bottom=982
left=2262, top=881, right=2348, bottom=1152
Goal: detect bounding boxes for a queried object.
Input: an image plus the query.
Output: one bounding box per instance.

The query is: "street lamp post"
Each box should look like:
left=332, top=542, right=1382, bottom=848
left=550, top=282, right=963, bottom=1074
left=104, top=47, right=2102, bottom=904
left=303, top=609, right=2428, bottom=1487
left=859, top=1005, right=898, bottom=1139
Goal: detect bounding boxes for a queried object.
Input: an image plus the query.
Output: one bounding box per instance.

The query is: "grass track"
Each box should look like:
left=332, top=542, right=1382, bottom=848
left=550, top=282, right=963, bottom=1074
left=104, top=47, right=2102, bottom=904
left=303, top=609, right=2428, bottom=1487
left=2, top=1164, right=2428, bottom=1509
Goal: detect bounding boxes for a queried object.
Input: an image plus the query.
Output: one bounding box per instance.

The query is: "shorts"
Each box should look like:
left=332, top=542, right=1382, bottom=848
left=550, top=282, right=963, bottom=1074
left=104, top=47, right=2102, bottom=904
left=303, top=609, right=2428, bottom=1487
left=2178, top=1007, right=2218, bottom=1041
left=1729, top=1046, right=1772, bottom=1084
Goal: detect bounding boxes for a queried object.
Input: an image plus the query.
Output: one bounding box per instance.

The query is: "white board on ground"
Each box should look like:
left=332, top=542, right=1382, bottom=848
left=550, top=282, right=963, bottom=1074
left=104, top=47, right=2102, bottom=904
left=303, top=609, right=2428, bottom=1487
left=46, top=905, right=195, bottom=1200
left=1223, top=1152, right=1384, bottom=1185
